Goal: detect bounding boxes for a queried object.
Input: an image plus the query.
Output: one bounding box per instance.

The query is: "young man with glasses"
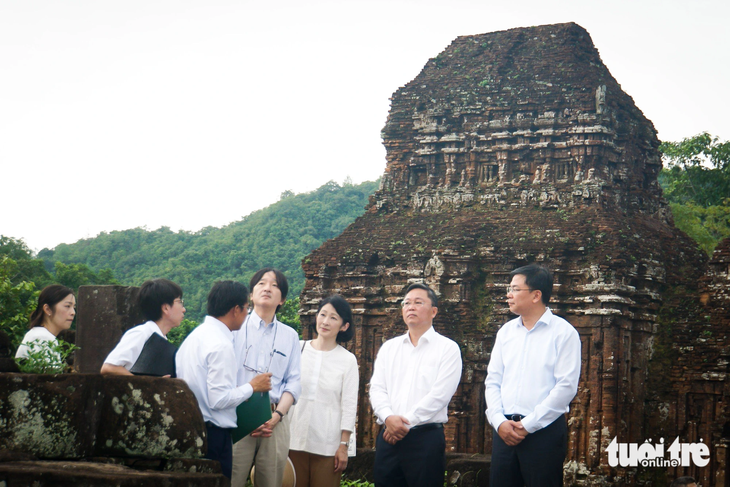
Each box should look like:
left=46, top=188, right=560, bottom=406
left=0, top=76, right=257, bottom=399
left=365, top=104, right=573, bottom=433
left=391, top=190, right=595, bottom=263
left=485, top=265, right=581, bottom=486
left=176, top=280, right=272, bottom=479
left=101, top=278, right=186, bottom=376
left=231, top=268, right=302, bottom=487
left=369, top=282, right=463, bottom=487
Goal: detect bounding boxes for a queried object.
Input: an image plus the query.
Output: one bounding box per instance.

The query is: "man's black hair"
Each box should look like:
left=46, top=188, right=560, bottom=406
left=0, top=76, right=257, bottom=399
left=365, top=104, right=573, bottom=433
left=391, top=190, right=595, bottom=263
left=207, top=281, right=249, bottom=318
left=250, top=268, right=289, bottom=313
left=404, top=282, right=438, bottom=308
left=138, top=278, right=183, bottom=322
left=510, top=265, right=553, bottom=305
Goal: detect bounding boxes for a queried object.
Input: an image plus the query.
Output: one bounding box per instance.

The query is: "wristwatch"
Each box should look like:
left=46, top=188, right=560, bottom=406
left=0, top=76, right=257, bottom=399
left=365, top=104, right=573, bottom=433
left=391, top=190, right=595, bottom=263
left=340, top=441, right=349, bottom=447
left=274, top=410, right=285, bottom=419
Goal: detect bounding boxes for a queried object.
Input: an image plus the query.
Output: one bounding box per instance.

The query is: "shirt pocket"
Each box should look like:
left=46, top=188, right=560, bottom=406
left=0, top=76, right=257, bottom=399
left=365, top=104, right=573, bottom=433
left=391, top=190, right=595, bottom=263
left=270, top=351, right=289, bottom=380
left=416, top=365, right=438, bottom=392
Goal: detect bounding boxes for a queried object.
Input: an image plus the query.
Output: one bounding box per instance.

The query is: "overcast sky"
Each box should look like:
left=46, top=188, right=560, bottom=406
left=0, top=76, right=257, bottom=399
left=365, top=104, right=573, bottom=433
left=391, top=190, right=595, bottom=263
left=2, top=0, right=728, bottom=252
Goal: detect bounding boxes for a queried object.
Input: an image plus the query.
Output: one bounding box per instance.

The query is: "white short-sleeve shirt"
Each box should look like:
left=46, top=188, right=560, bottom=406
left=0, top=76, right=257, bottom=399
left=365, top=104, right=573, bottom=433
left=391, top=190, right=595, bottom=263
left=103, top=320, right=166, bottom=370
left=15, top=326, right=59, bottom=360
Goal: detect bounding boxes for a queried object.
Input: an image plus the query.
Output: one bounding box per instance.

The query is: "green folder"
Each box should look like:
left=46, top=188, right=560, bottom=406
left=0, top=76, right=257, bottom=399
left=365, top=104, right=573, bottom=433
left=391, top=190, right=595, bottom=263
left=232, top=391, right=272, bottom=443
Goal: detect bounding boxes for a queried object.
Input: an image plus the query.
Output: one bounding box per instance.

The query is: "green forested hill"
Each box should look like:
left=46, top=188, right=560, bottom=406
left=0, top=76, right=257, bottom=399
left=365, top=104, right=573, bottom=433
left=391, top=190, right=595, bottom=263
left=39, top=179, right=379, bottom=321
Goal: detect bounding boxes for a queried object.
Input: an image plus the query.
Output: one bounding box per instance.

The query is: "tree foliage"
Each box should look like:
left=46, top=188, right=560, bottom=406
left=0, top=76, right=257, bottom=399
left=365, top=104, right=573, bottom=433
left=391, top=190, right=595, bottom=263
left=659, top=132, right=730, bottom=207
left=40, top=179, right=379, bottom=322
left=0, top=236, right=118, bottom=352
left=659, top=133, right=730, bottom=256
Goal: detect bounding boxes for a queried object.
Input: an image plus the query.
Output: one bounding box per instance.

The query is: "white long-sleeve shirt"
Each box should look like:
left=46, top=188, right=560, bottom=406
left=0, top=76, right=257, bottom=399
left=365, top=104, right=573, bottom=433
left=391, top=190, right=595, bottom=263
left=485, top=308, right=581, bottom=434
left=289, top=341, right=359, bottom=456
left=176, top=316, right=254, bottom=428
left=233, top=310, right=302, bottom=404
left=369, top=326, right=462, bottom=427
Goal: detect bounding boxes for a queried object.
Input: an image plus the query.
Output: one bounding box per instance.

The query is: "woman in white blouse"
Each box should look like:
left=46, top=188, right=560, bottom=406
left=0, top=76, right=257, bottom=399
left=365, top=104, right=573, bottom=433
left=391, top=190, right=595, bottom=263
left=289, top=294, right=359, bottom=487
left=15, top=284, right=76, bottom=365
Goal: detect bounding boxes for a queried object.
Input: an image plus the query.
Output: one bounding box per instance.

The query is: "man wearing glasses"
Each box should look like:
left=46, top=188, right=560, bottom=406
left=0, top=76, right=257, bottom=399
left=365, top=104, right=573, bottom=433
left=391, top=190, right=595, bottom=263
left=231, top=268, right=302, bottom=487
left=485, top=265, right=581, bottom=487
left=369, top=283, right=463, bottom=487
left=101, top=278, right=186, bottom=376
left=176, top=280, right=272, bottom=479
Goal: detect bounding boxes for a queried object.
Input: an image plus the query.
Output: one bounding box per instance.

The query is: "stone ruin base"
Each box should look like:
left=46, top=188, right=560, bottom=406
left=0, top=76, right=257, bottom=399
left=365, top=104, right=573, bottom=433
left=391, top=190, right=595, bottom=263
left=0, top=458, right=226, bottom=487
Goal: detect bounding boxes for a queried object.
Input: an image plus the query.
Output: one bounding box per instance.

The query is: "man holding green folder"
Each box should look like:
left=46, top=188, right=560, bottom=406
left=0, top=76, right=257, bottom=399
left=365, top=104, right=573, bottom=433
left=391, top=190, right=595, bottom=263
left=176, top=281, right=272, bottom=479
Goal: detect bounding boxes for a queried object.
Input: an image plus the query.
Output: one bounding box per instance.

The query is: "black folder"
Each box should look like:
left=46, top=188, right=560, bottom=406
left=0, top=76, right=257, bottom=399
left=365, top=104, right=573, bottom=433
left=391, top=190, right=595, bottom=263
left=129, top=332, right=177, bottom=377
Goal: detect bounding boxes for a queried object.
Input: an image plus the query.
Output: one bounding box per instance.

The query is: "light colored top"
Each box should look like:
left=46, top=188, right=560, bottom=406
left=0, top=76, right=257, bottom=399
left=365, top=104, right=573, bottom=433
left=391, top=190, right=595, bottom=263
left=485, top=308, right=581, bottom=434
left=176, top=316, right=254, bottom=428
left=15, top=326, right=59, bottom=361
left=369, top=326, right=462, bottom=427
left=103, top=320, right=166, bottom=370
left=233, top=310, right=302, bottom=404
left=290, top=341, right=359, bottom=457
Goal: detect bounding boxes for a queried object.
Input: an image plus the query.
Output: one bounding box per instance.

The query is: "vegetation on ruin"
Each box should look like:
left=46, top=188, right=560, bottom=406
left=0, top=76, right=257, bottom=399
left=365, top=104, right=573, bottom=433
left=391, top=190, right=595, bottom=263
left=15, top=338, right=78, bottom=374
left=659, top=132, right=730, bottom=255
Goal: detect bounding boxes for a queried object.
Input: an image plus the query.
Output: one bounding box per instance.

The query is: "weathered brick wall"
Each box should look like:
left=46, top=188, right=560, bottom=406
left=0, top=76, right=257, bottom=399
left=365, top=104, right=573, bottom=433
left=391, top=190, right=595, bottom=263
left=301, top=22, right=716, bottom=485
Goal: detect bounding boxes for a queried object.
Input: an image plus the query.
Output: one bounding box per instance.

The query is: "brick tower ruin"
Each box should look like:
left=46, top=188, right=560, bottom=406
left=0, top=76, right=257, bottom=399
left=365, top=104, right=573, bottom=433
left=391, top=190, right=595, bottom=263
left=301, top=22, right=716, bottom=485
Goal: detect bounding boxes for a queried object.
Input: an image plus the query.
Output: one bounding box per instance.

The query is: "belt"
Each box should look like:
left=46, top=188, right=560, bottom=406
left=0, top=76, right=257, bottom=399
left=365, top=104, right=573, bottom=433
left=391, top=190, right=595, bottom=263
left=205, top=421, right=233, bottom=432
left=409, top=423, right=443, bottom=432
left=505, top=414, right=524, bottom=422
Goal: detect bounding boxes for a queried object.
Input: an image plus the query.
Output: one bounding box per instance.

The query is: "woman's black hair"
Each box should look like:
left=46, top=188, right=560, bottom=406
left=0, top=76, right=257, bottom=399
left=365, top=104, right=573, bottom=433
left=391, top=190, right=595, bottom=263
left=315, top=294, right=354, bottom=343
left=29, top=285, right=74, bottom=329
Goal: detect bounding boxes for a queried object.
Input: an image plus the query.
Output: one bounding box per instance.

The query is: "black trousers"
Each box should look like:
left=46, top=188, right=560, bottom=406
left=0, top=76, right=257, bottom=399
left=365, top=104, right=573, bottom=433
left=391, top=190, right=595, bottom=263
left=205, top=422, right=233, bottom=479
left=374, top=424, right=446, bottom=487
left=490, top=415, right=567, bottom=487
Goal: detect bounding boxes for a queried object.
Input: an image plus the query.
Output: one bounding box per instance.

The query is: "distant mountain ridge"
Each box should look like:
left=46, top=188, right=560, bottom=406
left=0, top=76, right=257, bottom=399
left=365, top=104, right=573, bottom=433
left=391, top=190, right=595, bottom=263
left=39, top=179, right=380, bottom=321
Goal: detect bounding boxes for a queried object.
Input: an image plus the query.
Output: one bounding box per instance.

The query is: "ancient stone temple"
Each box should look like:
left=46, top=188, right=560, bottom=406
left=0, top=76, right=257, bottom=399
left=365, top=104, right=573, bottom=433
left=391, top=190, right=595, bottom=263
left=300, top=22, right=720, bottom=485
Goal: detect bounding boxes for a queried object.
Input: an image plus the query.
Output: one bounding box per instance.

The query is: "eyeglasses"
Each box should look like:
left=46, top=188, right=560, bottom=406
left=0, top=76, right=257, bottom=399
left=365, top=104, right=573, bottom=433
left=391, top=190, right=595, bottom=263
left=174, top=298, right=185, bottom=305
left=506, top=286, right=534, bottom=293
left=401, top=300, right=429, bottom=308
left=242, top=314, right=279, bottom=374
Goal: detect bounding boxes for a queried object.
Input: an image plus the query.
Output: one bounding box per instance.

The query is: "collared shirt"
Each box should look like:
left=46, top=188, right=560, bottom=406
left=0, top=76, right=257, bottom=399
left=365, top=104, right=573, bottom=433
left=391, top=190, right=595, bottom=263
left=232, top=310, right=302, bottom=404
left=15, top=326, right=59, bottom=361
left=176, top=316, right=254, bottom=428
left=485, top=308, right=581, bottom=434
left=103, top=320, right=166, bottom=370
left=289, top=341, right=359, bottom=457
left=369, top=326, right=462, bottom=427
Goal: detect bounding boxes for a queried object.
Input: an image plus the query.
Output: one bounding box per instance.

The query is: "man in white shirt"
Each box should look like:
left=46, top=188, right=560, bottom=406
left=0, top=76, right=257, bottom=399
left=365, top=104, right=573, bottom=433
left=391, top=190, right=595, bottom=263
left=101, top=278, right=185, bottom=376
left=176, top=280, right=272, bottom=479
left=485, top=265, right=581, bottom=487
left=369, top=283, right=463, bottom=487
left=231, top=268, right=302, bottom=487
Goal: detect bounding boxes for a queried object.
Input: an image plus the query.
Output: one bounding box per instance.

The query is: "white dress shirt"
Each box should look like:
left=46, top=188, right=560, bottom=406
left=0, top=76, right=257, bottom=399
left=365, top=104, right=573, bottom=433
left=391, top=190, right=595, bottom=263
left=176, top=316, right=254, bottom=428
left=369, top=326, right=462, bottom=427
left=289, top=341, right=359, bottom=456
left=485, top=308, right=581, bottom=434
left=103, top=320, right=166, bottom=370
left=232, top=310, right=302, bottom=404
left=15, top=326, right=59, bottom=360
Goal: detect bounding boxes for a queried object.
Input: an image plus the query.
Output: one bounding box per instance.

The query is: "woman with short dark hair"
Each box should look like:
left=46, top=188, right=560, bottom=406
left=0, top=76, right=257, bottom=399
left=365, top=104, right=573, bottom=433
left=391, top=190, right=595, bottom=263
left=289, top=294, right=358, bottom=487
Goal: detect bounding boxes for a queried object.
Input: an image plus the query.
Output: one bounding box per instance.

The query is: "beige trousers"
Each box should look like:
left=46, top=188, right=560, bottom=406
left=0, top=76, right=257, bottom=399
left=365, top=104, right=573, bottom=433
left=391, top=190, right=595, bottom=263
left=289, top=450, right=342, bottom=487
left=231, top=414, right=291, bottom=487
